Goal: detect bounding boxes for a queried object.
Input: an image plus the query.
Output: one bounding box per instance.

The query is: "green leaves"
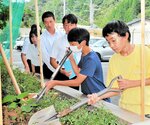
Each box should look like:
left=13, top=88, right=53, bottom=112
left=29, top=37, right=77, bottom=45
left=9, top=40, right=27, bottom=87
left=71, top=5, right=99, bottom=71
left=1, top=61, right=126, bottom=124
left=2, top=92, right=29, bottom=104
left=17, top=92, right=28, bottom=99
left=21, top=105, right=33, bottom=113
left=2, top=95, right=17, bottom=104
left=2, top=92, right=38, bottom=113
left=1, top=61, right=41, bottom=96
left=0, top=1, right=9, bottom=29
left=9, top=102, right=18, bottom=109
left=23, top=0, right=146, bottom=28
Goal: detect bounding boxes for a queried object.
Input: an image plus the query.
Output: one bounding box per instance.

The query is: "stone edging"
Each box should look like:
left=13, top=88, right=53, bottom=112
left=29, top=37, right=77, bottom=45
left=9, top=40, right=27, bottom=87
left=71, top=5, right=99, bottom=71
left=54, top=85, right=150, bottom=124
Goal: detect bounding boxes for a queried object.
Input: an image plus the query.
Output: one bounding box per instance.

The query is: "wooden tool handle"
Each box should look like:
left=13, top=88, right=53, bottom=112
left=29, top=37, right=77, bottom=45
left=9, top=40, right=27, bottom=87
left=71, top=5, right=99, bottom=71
left=0, top=67, right=3, bottom=125
left=0, top=44, right=21, bottom=94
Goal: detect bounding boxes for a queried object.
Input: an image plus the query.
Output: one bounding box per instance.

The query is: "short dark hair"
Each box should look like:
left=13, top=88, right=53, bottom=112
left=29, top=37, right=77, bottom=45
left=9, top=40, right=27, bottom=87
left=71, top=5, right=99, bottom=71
left=31, top=24, right=37, bottom=31
left=102, top=20, right=131, bottom=42
left=67, top=28, right=90, bottom=46
left=42, top=11, right=55, bottom=22
left=29, top=24, right=42, bottom=44
left=62, top=14, right=78, bottom=24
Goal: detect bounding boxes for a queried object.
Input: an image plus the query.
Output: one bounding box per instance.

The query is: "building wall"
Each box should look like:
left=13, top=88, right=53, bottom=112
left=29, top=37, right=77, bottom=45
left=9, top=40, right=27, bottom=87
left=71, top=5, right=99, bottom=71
left=129, top=20, right=150, bottom=45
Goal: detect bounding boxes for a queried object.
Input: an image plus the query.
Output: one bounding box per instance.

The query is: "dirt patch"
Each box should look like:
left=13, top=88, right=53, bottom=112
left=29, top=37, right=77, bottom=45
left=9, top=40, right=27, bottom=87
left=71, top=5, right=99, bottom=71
left=3, top=106, right=30, bottom=125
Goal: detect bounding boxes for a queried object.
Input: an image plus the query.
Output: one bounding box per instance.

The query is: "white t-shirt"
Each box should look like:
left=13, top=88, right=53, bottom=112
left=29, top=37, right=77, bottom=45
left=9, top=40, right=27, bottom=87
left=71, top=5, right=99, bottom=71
left=28, top=45, right=40, bottom=66
left=40, top=29, right=64, bottom=72
left=21, top=38, right=31, bottom=60
left=51, top=34, right=70, bottom=63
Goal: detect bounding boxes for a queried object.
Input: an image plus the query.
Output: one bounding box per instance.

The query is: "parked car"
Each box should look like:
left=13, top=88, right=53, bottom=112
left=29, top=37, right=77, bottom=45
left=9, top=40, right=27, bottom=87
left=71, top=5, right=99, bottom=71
left=14, top=35, right=29, bottom=51
left=90, top=38, right=115, bottom=61
left=89, top=36, right=102, bottom=45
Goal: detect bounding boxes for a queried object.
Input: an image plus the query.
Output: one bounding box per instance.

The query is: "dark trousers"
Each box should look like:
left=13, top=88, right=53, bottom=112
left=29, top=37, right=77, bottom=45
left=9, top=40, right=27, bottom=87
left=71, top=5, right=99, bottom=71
left=27, top=59, right=32, bottom=72
left=43, top=63, right=69, bottom=80
left=35, top=66, right=40, bottom=74
left=43, top=63, right=79, bottom=90
left=27, top=59, right=40, bottom=74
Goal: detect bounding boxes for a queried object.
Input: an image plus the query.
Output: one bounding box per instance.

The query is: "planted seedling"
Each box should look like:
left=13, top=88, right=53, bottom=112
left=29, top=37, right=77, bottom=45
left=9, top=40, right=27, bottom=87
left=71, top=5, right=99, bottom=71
left=2, top=92, right=38, bottom=113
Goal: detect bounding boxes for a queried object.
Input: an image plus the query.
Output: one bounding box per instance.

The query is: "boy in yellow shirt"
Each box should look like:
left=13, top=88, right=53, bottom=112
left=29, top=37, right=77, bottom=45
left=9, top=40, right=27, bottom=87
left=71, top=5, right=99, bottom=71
left=88, top=20, right=150, bottom=116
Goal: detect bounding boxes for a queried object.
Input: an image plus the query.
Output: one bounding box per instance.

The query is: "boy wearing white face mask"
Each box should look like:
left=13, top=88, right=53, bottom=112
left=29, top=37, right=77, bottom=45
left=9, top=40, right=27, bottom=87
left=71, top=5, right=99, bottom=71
left=69, top=45, right=82, bottom=63
left=46, top=28, right=110, bottom=102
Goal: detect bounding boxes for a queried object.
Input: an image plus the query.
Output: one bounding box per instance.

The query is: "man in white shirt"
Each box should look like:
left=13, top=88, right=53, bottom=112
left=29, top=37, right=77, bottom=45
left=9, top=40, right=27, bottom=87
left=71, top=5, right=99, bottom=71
left=50, top=14, right=80, bottom=89
left=41, top=11, right=68, bottom=80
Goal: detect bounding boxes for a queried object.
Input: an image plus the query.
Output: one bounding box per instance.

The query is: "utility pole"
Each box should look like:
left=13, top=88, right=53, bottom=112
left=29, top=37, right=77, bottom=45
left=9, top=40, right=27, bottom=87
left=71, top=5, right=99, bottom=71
left=89, top=0, right=94, bottom=27
left=63, top=0, right=66, bottom=16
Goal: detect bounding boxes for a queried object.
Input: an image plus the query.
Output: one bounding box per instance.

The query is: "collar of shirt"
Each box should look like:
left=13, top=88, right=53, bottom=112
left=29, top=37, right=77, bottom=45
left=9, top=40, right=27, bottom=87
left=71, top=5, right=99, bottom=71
left=45, top=28, right=60, bottom=36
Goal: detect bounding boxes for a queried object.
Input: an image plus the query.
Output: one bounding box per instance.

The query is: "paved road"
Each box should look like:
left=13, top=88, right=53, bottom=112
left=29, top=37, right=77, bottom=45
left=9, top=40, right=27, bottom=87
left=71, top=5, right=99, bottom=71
left=12, top=49, right=119, bottom=105
left=13, top=49, right=24, bottom=70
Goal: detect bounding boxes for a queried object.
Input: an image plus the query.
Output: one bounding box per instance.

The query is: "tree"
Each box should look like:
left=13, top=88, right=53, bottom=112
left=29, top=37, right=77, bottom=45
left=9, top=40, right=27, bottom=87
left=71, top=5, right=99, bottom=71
left=0, top=0, right=9, bottom=30
left=22, top=0, right=150, bottom=28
